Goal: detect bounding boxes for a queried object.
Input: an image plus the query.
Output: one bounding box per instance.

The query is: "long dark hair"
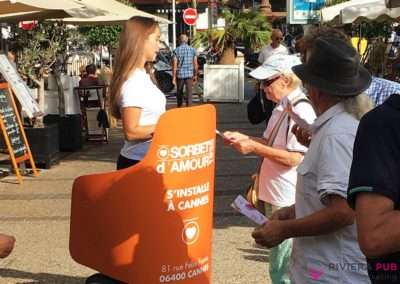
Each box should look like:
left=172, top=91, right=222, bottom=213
left=110, top=16, right=159, bottom=119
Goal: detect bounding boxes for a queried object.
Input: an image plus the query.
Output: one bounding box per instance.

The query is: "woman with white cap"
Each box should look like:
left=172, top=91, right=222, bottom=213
left=224, top=54, right=316, bottom=284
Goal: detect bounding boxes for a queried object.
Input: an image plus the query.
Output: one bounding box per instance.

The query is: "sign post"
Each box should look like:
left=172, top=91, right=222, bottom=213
left=172, top=0, right=177, bottom=49
left=0, top=83, right=38, bottom=184
left=183, top=8, right=198, bottom=26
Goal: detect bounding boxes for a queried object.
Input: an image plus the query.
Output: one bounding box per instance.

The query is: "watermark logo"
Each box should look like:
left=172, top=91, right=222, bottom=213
left=308, top=266, right=324, bottom=281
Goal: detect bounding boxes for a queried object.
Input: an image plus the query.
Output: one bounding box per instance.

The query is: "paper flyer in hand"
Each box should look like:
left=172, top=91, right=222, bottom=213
left=231, top=195, right=268, bottom=225
left=216, top=129, right=233, bottom=142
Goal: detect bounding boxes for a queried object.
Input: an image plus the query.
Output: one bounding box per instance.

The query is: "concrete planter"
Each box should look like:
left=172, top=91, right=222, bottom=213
left=24, top=123, right=60, bottom=169
left=203, top=62, right=244, bottom=103
left=44, top=114, right=82, bottom=152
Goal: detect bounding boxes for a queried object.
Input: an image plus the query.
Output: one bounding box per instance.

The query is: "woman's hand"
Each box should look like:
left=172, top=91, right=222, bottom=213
left=222, top=131, right=256, bottom=154
left=232, top=139, right=256, bottom=155
left=223, top=131, right=249, bottom=143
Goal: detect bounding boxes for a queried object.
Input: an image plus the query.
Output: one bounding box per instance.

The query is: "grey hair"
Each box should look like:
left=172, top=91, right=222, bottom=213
left=282, top=73, right=301, bottom=90
left=338, top=93, right=373, bottom=120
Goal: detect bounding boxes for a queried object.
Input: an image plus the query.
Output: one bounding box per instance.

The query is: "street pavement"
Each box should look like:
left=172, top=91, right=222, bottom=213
left=0, top=82, right=272, bottom=283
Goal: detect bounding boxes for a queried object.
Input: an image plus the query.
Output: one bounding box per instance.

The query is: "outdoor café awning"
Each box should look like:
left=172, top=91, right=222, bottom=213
left=0, top=0, right=107, bottom=21
left=62, top=0, right=172, bottom=25
left=321, top=0, right=400, bottom=24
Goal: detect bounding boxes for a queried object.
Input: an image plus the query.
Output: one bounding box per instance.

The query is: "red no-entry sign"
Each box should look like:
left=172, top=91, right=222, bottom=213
left=183, top=8, right=197, bottom=26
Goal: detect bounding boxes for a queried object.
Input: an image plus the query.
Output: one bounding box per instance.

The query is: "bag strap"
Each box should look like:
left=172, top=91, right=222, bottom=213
left=253, top=109, right=288, bottom=174
left=258, top=85, right=266, bottom=112
left=257, top=96, right=312, bottom=172
left=285, top=96, right=313, bottom=142
left=266, top=110, right=288, bottom=147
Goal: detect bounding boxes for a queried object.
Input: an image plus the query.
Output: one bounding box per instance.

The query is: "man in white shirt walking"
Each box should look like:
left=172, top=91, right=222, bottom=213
left=258, top=29, right=289, bottom=64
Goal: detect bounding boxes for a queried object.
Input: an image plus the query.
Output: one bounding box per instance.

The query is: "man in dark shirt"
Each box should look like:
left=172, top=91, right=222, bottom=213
left=348, top=94, right=400, bottom=284
left=79, top=64, right=103, bottom=87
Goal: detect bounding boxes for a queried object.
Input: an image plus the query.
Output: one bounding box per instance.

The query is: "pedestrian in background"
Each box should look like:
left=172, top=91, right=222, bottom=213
left=258, top=29, right=288, bottom=64
left=79, top=64, right=104, bottom=87
left=172, top=34, right=198, bottom=107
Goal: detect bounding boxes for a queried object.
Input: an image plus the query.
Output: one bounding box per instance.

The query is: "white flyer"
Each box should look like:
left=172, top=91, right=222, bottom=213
left=231, top=195, right=268, bottom=225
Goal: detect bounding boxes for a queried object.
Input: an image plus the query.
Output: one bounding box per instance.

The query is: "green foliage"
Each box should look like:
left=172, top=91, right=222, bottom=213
left=193, top=9, right=271, bottom=53
left=192, top=30, right=210, bottom=49
left=353, top=22, right=392, bottom=39
left=10, top=21, right=69, bottom=80
left=79, top=25, right=122, bottom=47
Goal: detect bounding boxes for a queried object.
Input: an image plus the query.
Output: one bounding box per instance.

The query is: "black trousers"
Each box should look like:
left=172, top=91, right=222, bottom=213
left=176, top=77, right=193, bottom=107
left=116, top=155, right=140, bottom=170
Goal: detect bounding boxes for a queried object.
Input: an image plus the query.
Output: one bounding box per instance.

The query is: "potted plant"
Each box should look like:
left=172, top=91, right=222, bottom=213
left=192, top=9, right=271, bottom=102
left=9, top=22, right=73, bottom=166
left=193, top=9, right=271, bottom=65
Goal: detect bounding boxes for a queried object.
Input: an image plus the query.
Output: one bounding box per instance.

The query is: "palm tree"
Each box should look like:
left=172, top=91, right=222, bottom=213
left=193, top=9, right=271, bottom=64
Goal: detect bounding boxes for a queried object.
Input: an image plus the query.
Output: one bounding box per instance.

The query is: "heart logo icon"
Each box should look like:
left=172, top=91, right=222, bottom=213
left=158, top=147, right=169, bottom=159
left=182, top=221, right=200, bottom=245
left=185, top=226, right=197, bottom=240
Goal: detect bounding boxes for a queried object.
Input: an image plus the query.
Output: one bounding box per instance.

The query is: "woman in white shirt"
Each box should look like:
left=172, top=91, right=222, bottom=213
left=86, top=15, right=167, bottom=284
left=110, top=16, right=166, bottom=170
left=224, top=54, right=316, bottom=284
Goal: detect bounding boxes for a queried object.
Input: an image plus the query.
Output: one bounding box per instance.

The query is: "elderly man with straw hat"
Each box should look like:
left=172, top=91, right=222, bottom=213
left=252, top=37, right=373, bottom=283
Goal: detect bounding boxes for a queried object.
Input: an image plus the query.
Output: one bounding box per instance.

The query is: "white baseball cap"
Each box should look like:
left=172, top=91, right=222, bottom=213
left=250, top=54, right=302, bottom=80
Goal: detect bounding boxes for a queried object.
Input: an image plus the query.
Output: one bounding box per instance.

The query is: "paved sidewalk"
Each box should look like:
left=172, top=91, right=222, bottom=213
left=0, top=98, right=271, bottom=283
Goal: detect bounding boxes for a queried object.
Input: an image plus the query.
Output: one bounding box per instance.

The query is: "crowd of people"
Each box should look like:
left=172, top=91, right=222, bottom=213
left=1, top=15, right=400, bottom=284
left=224, top=26, right=400, bottom=284
left=105, top=20, right=400, bottom=284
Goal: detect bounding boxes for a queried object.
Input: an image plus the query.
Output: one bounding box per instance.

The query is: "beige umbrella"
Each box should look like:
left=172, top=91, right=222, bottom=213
left=0, top=0, right=107, bottom=21
left=62, top=0, right=171, bottom=25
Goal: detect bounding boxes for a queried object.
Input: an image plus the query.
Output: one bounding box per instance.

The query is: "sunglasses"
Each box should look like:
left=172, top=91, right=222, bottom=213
left=262, top=76, right=280, bottom=87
